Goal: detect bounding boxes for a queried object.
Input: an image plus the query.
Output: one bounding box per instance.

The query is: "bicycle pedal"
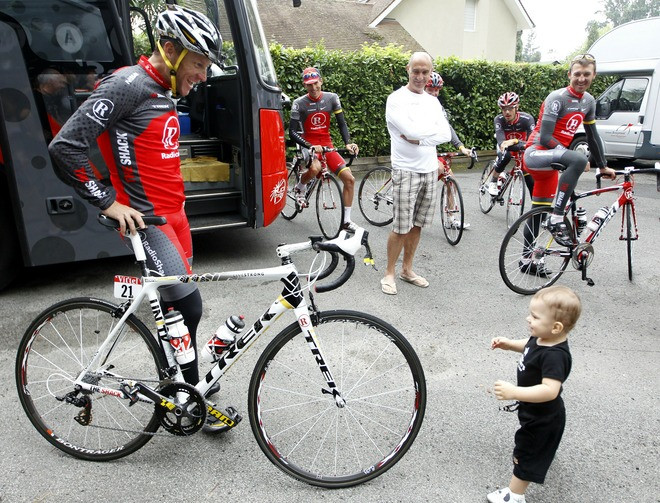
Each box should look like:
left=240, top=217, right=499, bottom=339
left=203, top=403, right=242, bottom=434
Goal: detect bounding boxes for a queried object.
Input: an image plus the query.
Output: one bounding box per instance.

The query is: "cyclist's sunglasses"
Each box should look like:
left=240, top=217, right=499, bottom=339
left=303, top=71, right=320, bottom=80
left=572, top=53, right=595, bottom=62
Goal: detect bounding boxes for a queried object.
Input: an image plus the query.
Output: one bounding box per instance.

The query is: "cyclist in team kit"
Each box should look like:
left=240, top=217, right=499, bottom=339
left=424, top=71, right=471, bottom=229
left=289, top=67, right=360, bottom=232
left=49, top=6, right=225, bottom=405
left=487, top=92, right=535, bottom=197
left=523, top=54, right=616, bottom=256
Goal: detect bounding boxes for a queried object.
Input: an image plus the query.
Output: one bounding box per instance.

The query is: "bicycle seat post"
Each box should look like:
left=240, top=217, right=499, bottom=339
left=126, top=231, right=151, bottom=277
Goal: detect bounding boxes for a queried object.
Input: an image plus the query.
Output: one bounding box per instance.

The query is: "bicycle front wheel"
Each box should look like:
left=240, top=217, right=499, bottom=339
left=440, top=176, right=464, bottom=245
left=248, top=310, right=426, bottom=488
left=505, top=170, right=526, bottom=228
left=478, top=161, right=496, bottom=214
left=281, top=162, right=300, bottom=220
left=316, top=174, right=345, bottom=239
left=16, top=298, right=167, bottom=461
left=499, top=207, right=572, bottom=295
left=358, top=166, right=394, bottom=226
left=625, top=203, right=634, bottom=281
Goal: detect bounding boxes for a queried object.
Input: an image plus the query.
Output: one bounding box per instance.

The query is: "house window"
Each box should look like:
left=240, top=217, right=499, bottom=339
left=464, top=0, right=477, bottom=32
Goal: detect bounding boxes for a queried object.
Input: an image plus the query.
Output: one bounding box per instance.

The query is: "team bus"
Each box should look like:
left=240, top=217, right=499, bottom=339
left=0, top=0, right=288, bottom=289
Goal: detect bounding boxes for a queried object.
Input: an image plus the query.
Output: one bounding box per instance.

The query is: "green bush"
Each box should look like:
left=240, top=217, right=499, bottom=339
left=271, top=43, right=614, bottom=156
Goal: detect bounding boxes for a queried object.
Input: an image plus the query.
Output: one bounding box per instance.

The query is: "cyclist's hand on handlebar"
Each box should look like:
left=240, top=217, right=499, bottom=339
left=102, top=201, right=145, bottom=236
left=597, top=166, right=617, bottom=180
left=345, top=143, right=359, bottom=156
left=459, top=145, right=471, bottom=156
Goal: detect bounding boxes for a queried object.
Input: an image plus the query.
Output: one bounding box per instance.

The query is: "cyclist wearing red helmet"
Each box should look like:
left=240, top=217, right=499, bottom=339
left=425, top=72, right=472, bottom=157
left=487, top=92, right=535, bottom=197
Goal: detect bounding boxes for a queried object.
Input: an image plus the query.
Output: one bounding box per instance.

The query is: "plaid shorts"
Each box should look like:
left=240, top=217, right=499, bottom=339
left=392, top=168, right=437, bottom=234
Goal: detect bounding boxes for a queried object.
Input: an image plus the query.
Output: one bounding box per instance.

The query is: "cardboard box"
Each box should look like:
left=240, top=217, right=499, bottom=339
left=180, top=156, right=230, bottom=182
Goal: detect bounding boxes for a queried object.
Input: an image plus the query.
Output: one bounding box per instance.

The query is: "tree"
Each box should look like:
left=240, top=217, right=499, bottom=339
left=520, top=31, right=541, bottom=63
left=515, top=31, right=523, bottom=62
left=602, top=0, right=660, bottom=27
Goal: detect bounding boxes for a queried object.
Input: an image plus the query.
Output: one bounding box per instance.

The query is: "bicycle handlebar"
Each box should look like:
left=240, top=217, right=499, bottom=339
left=312, top=146, right=357, bottom=167
left=98, top=214, right=167, bottom=230
left=467, top=147, right=478, bottom=169
left=312, top=227, right=374, bottom=293
left=595, top=165, right=660, bottom=189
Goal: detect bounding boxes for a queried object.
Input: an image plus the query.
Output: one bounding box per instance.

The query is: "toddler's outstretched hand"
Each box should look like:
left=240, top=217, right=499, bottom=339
left=491, top=337, right=511, bottom=350
left=493, top=380, right=516, bottom=400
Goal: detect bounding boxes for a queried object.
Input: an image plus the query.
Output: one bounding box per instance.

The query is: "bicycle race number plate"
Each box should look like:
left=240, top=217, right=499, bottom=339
left=114, top=275, right=142, bottom=299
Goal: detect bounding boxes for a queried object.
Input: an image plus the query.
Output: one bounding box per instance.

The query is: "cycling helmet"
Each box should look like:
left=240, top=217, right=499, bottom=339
left=426, top=72, right=444, bottom=89
left=498, top=92, right=519, bottom=107
left=156, top=5, right=222, bottom=65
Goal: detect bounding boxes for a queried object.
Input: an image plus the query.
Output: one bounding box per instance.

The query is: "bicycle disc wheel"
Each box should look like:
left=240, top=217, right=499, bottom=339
left=505, top=170, right=526, bottom=228
left=478, top=161, right=496, bottom=214
left=440, top=177, right=464, bottom=246
left=358, top=166, right=394, bottom=226
left=248, top=310, right=426, bottom=488
left=316, top=174, right=345, bottom=239
left=16, top=298, right=167, bottom=461
left=499, top=207, right=572, bottom=295
left=281, top=162, right=300, bottom=220
left=625, top=203, right=634, bottom=281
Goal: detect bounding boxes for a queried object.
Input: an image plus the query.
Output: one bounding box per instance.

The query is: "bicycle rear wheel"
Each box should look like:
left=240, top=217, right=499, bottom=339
left=16, top=298, right=167, bottom=461
left=281, top=162, right=300, bottom=220
left=625, top=203, right=634, bottom=281
left=248, top=310, right=426, bottom=488
left=478, top=161, right=496, bottom=214
left=440, top=177, right=464, bottom=245
left=499, top=207, right=572, bottom=295
left=505, top=170, right=526, bottom=228
left=358, top=166, right=394, bottom=226
left=316, top=174, right=345, bottom=239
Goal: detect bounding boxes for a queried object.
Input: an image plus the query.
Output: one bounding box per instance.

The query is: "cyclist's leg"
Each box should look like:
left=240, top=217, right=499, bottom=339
left=490, top=150, right=512, bottom=181
left=522, top=148, right=558, bottom=261
left=299, top=152, right=321, bottom=186
left=136, top=209, right=202, bottom=385
left=551, top=149, right=588, bottom=219
left=326, top=150, right=355, bottom=225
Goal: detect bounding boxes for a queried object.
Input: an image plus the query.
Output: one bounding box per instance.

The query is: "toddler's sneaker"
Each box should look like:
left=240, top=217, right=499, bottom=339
left=487, top=487, right=526, bottom=503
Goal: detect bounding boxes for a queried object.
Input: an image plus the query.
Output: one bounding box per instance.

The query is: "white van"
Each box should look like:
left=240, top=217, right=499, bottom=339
left=570, top=17, right=660, bottom=161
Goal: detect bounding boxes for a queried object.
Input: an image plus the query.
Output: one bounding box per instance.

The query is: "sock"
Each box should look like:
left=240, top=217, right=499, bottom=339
left=295, top=182, right=306, bottom=192
left=509, top=490, right=526, bottom=502
left=343, top=206, right=352, bottom=223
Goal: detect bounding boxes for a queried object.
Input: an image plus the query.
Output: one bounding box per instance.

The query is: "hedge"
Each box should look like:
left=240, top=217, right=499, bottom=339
left=271, top=43, right=614, bottom=157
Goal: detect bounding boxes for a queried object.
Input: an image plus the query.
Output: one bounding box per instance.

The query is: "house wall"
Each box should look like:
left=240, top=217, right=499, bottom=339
left=391, top=0, right=518, bottom=62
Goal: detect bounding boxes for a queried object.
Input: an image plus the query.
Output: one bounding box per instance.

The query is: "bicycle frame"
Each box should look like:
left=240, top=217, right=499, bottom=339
left=73, top=233, right=346, bottom=412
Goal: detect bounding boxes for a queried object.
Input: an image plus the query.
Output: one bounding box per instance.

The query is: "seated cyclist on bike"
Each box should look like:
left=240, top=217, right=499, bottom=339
left=289, top=67, right=360, bottom=232
left=424, top=71, right=471, bottom=229
left=487, top=92, right=535, bottom=197
left=524, top=54, right=615, bottom=246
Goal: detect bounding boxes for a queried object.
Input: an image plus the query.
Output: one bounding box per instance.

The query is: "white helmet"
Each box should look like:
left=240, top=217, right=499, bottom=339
left=156, top=5, right=222, bottom=65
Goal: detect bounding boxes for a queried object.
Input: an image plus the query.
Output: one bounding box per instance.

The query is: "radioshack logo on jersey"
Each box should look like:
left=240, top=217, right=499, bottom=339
left=161, top=116, right=179, bottom=154
left=564, top=114, right=583, bottom=134
left=92, top=99, right=114, bottom=121
left=550, top=100, right=561, bottom=115
left=310, top=112, right=327, bottom=128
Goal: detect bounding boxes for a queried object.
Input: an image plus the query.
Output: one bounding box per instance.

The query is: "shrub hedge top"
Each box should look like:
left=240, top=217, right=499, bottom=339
left=271, top=43, right=613, bottom=157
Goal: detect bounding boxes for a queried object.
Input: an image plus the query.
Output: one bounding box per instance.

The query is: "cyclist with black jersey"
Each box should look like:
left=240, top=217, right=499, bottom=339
left=49, top=6, right=224, bottom=404
left=487, top=92, right=535, bottom=197
left=523, top=54, right=615, bottom=252
left=289, top=67, right=360, bottom=232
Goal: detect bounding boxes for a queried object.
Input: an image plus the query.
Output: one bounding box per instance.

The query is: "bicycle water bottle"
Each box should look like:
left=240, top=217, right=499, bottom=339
left=201, top=315, right=245, bottom=363
left=164, top=310, right=195, bottom=365
left=576, top=207, right=587, bottom=236
left=586, top=206, right=609, bottom=234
